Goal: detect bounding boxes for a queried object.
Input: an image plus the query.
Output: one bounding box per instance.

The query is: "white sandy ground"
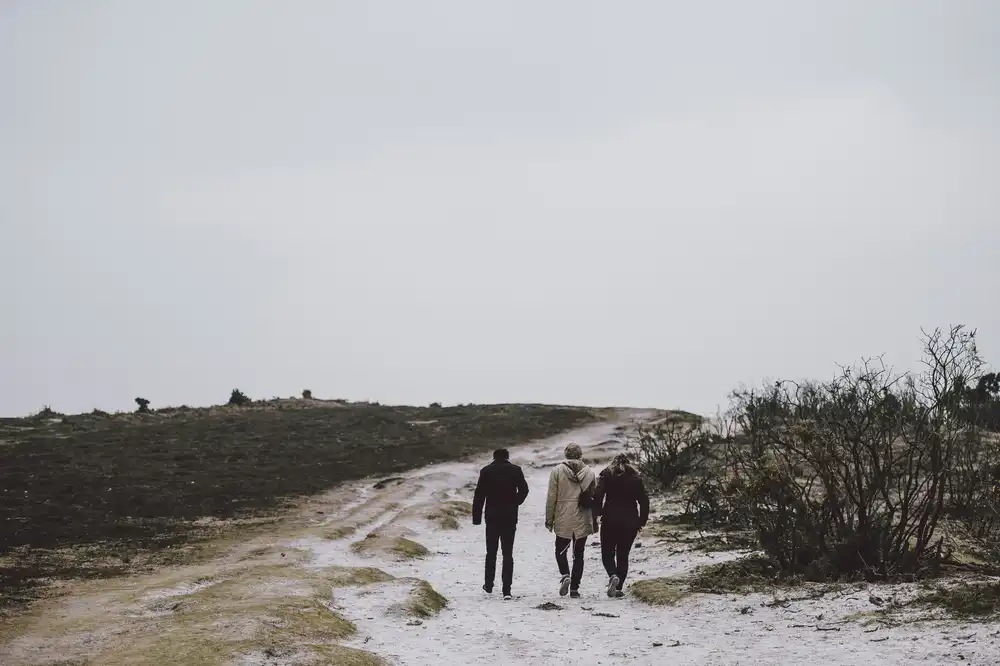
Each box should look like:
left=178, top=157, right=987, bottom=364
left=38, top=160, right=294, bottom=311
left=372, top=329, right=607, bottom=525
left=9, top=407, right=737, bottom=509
left=286, top=415, right=1000, bottom=666
left=3, top=410, right=1000, bottom=665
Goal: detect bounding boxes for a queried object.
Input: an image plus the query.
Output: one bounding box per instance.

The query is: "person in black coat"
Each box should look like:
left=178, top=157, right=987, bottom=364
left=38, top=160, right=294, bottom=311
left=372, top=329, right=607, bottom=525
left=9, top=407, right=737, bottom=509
left=593, top=453, right=650, bottom=598
left=472, top=448, right=529, bottom=599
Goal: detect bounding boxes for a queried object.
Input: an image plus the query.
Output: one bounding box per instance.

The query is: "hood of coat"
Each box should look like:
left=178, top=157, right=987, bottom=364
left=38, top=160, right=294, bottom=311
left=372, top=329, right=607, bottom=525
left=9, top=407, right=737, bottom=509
left=606, top=453, right=638, bottom=478
left=607, top=462, right=638, bottom=477
left=563, top=459, right=593, bottom=484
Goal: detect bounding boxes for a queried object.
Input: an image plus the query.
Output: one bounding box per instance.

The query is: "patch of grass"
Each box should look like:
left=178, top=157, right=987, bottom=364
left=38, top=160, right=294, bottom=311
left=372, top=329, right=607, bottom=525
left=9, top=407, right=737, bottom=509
left=645, top=516, right=758, bottom=553
left=406, top=580, right=448, bottom=618
left=436, top=515, right=460, bottom=530
left=688, top=556, right=789, bottom=593
left=350, top=534, right=430, bottom=560
left=322, top=525, right=358, bottom=540
left=326, top=567, right=394, bottom=587
left=93, top=567, right=360, bottom=666
left=426, top=500, right=473, bottom=530
left=392, top=538, right=430, bottom=559
left=630, top=578, right=688, bottom=606
left=914, top=581, right=1000, bottom=618
left=309, top=644, right=387, bottom=666
left=1, top=402, right=596, bottom=612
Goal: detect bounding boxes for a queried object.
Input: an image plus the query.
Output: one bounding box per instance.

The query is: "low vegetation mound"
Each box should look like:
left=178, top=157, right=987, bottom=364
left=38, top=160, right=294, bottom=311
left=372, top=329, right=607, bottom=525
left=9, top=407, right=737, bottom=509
left=350, top=533, right=430, bottom=560
left=0, top=401, right=595, bottom=613
left=425, top=500, right=473, bottom=530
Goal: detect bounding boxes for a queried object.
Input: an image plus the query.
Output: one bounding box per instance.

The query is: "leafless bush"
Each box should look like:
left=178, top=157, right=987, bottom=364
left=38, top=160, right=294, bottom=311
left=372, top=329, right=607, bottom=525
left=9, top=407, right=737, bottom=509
left=720, top=326, right=996, bottom=579
left=628, top=418, right=719, bottom=490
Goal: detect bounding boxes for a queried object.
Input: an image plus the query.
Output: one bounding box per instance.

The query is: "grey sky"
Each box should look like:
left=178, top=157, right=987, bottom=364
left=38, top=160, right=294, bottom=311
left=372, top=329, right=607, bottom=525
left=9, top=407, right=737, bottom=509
left=3, top=1, right=998, bottom=417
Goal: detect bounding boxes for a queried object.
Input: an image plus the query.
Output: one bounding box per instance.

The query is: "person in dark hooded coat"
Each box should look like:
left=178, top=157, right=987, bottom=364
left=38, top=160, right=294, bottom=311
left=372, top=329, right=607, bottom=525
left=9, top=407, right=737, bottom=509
left=593, top=453, right=650, bottom=598
left=472, top=448, right=529, bottom=600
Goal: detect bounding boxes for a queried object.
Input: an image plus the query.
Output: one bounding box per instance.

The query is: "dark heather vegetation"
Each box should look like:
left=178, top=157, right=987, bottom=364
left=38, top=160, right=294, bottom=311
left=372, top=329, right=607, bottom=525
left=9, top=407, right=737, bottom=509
left=0, top=400, right=595, bottom=613
left=631, top=326, right=1000, bottom=591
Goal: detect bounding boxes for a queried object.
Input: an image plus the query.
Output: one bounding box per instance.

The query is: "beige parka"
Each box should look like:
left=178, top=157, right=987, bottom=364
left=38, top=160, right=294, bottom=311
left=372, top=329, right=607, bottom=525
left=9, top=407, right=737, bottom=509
left=545, top=459, right=597, bottom=539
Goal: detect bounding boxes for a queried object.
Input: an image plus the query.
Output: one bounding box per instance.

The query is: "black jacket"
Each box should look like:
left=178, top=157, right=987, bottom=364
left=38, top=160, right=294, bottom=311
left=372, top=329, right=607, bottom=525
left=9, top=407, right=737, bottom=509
left=594, top=465, right=650, bottom=531
left=472, top=459, right=529, bottom=526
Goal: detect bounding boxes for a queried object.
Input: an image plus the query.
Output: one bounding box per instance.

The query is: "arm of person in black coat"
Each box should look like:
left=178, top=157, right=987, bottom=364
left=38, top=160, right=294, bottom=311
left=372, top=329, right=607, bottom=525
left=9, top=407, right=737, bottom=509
left=592, top=470, right=608, bottom=519
left=515, top=466, right=529, bottom=505
left=636, top=476, right=650, bottom=528
left=472, top=468, right=488, bottom=525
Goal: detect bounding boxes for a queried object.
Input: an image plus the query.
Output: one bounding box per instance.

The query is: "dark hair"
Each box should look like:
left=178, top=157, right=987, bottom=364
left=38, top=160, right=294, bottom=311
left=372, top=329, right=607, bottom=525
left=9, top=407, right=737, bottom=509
left=493, top=448, right=510, bottom=460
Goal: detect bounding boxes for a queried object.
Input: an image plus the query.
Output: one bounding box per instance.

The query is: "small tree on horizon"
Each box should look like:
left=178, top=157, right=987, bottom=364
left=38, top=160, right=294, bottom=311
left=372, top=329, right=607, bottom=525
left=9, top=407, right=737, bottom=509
left=134, top=397, right=151, bottom=413
left=228, top=389, right=252, bottom=406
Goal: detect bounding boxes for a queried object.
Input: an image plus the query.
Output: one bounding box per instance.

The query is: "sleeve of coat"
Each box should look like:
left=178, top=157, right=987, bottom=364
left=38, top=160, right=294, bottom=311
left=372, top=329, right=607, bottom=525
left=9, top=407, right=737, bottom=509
left=545, top=469, right=558, bottom=527
left=516, top=467, right=529, bottom=505
left=472, top=468, right=487, bottom=525
left=593, top=471, right=608, bottom=518
left=637, top=476, right=650, bottom=527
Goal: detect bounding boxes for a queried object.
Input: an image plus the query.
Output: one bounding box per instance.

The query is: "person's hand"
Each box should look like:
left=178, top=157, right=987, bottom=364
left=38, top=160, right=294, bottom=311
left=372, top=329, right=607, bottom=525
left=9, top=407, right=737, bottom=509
left=545, top=522, right=553, bottom=533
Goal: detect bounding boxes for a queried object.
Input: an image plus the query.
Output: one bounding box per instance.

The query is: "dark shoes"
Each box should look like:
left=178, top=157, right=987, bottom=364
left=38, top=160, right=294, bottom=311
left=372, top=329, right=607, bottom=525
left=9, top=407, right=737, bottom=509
left=559, top=575, right=571, bottom=597
left=607, top=575, right=620, bottom=598
left=483, top=584, right=493, bottom=594
left=570, top=589, right=581, bottom=599
left=503, top=592, right=513, bottom=601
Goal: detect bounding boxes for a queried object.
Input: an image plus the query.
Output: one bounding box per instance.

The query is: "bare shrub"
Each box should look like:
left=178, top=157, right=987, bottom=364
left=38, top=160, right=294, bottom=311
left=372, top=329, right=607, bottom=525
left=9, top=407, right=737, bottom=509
left=627, top=419, right=718, bottom=490
left=302, top=389, right=313, bottom=400
left=722, top=326, right=995, bottom=579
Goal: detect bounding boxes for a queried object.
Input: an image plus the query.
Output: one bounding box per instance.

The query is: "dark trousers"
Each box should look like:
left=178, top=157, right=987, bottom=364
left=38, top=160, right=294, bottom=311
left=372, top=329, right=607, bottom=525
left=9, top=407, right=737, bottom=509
left=485, top=522, right=516, bottom=594
left=555, top=535, right=588, bottom=589
left=600, top=522, right=639, bottom=589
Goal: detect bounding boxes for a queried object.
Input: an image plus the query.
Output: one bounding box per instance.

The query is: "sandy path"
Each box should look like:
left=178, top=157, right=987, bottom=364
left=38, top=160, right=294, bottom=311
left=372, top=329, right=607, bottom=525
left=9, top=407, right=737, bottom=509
left=295, top=414, right=1000, bottom=665
left=4, top=410, right=1000, bottom=665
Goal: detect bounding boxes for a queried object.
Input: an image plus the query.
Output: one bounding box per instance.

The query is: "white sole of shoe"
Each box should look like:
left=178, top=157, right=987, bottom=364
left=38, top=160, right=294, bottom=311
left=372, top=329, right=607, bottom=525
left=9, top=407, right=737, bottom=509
left=607, top=575, right=620, bottom=598
left=559, top=576, right=571, bottom=597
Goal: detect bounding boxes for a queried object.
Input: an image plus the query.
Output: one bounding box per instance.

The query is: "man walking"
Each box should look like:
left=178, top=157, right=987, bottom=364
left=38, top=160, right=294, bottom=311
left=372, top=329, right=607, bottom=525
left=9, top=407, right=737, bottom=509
left=593, top=453, right=650, bottom=598
left=545, top=442, right=597, bottom=598
left=472, top=448, right=529, bottom=600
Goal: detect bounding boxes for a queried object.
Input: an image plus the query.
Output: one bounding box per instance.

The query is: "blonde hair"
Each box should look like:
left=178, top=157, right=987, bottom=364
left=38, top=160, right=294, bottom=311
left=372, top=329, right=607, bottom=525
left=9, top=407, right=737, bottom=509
left=564, top=443, right=583, bottom=460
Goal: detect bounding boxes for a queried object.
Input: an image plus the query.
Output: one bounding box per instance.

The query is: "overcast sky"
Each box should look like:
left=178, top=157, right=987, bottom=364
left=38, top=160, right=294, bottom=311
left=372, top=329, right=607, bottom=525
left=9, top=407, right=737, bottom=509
left=2, top=1, right=998, bottom=417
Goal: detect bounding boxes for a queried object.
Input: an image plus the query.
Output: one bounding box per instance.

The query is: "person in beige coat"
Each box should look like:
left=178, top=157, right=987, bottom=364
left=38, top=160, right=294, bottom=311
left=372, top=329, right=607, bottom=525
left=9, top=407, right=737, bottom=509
left=545, top=443, right=597, bottom=597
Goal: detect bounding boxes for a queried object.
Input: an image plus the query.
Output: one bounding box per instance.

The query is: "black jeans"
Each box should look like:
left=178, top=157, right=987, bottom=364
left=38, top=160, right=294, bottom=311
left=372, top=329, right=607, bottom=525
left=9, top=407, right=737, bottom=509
left=600, top=522, right=639, bottom=589
left=555, top=535, right=588, bottom=589
left=485, top=522, right=516, bottom=594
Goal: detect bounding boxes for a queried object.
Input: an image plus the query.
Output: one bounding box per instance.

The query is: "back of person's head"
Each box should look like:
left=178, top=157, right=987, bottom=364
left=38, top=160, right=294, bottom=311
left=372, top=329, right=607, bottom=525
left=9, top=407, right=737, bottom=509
left=610, top=453, right=631, bottom=473
left=493, top=448, right=510, bottom=461
left=564, top=443, right=583, bottom=460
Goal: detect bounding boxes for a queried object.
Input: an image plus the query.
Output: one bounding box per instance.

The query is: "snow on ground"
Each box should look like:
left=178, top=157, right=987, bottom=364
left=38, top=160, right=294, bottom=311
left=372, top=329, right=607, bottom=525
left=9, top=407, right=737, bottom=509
left=289, top=414, right=1000, bottom=665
